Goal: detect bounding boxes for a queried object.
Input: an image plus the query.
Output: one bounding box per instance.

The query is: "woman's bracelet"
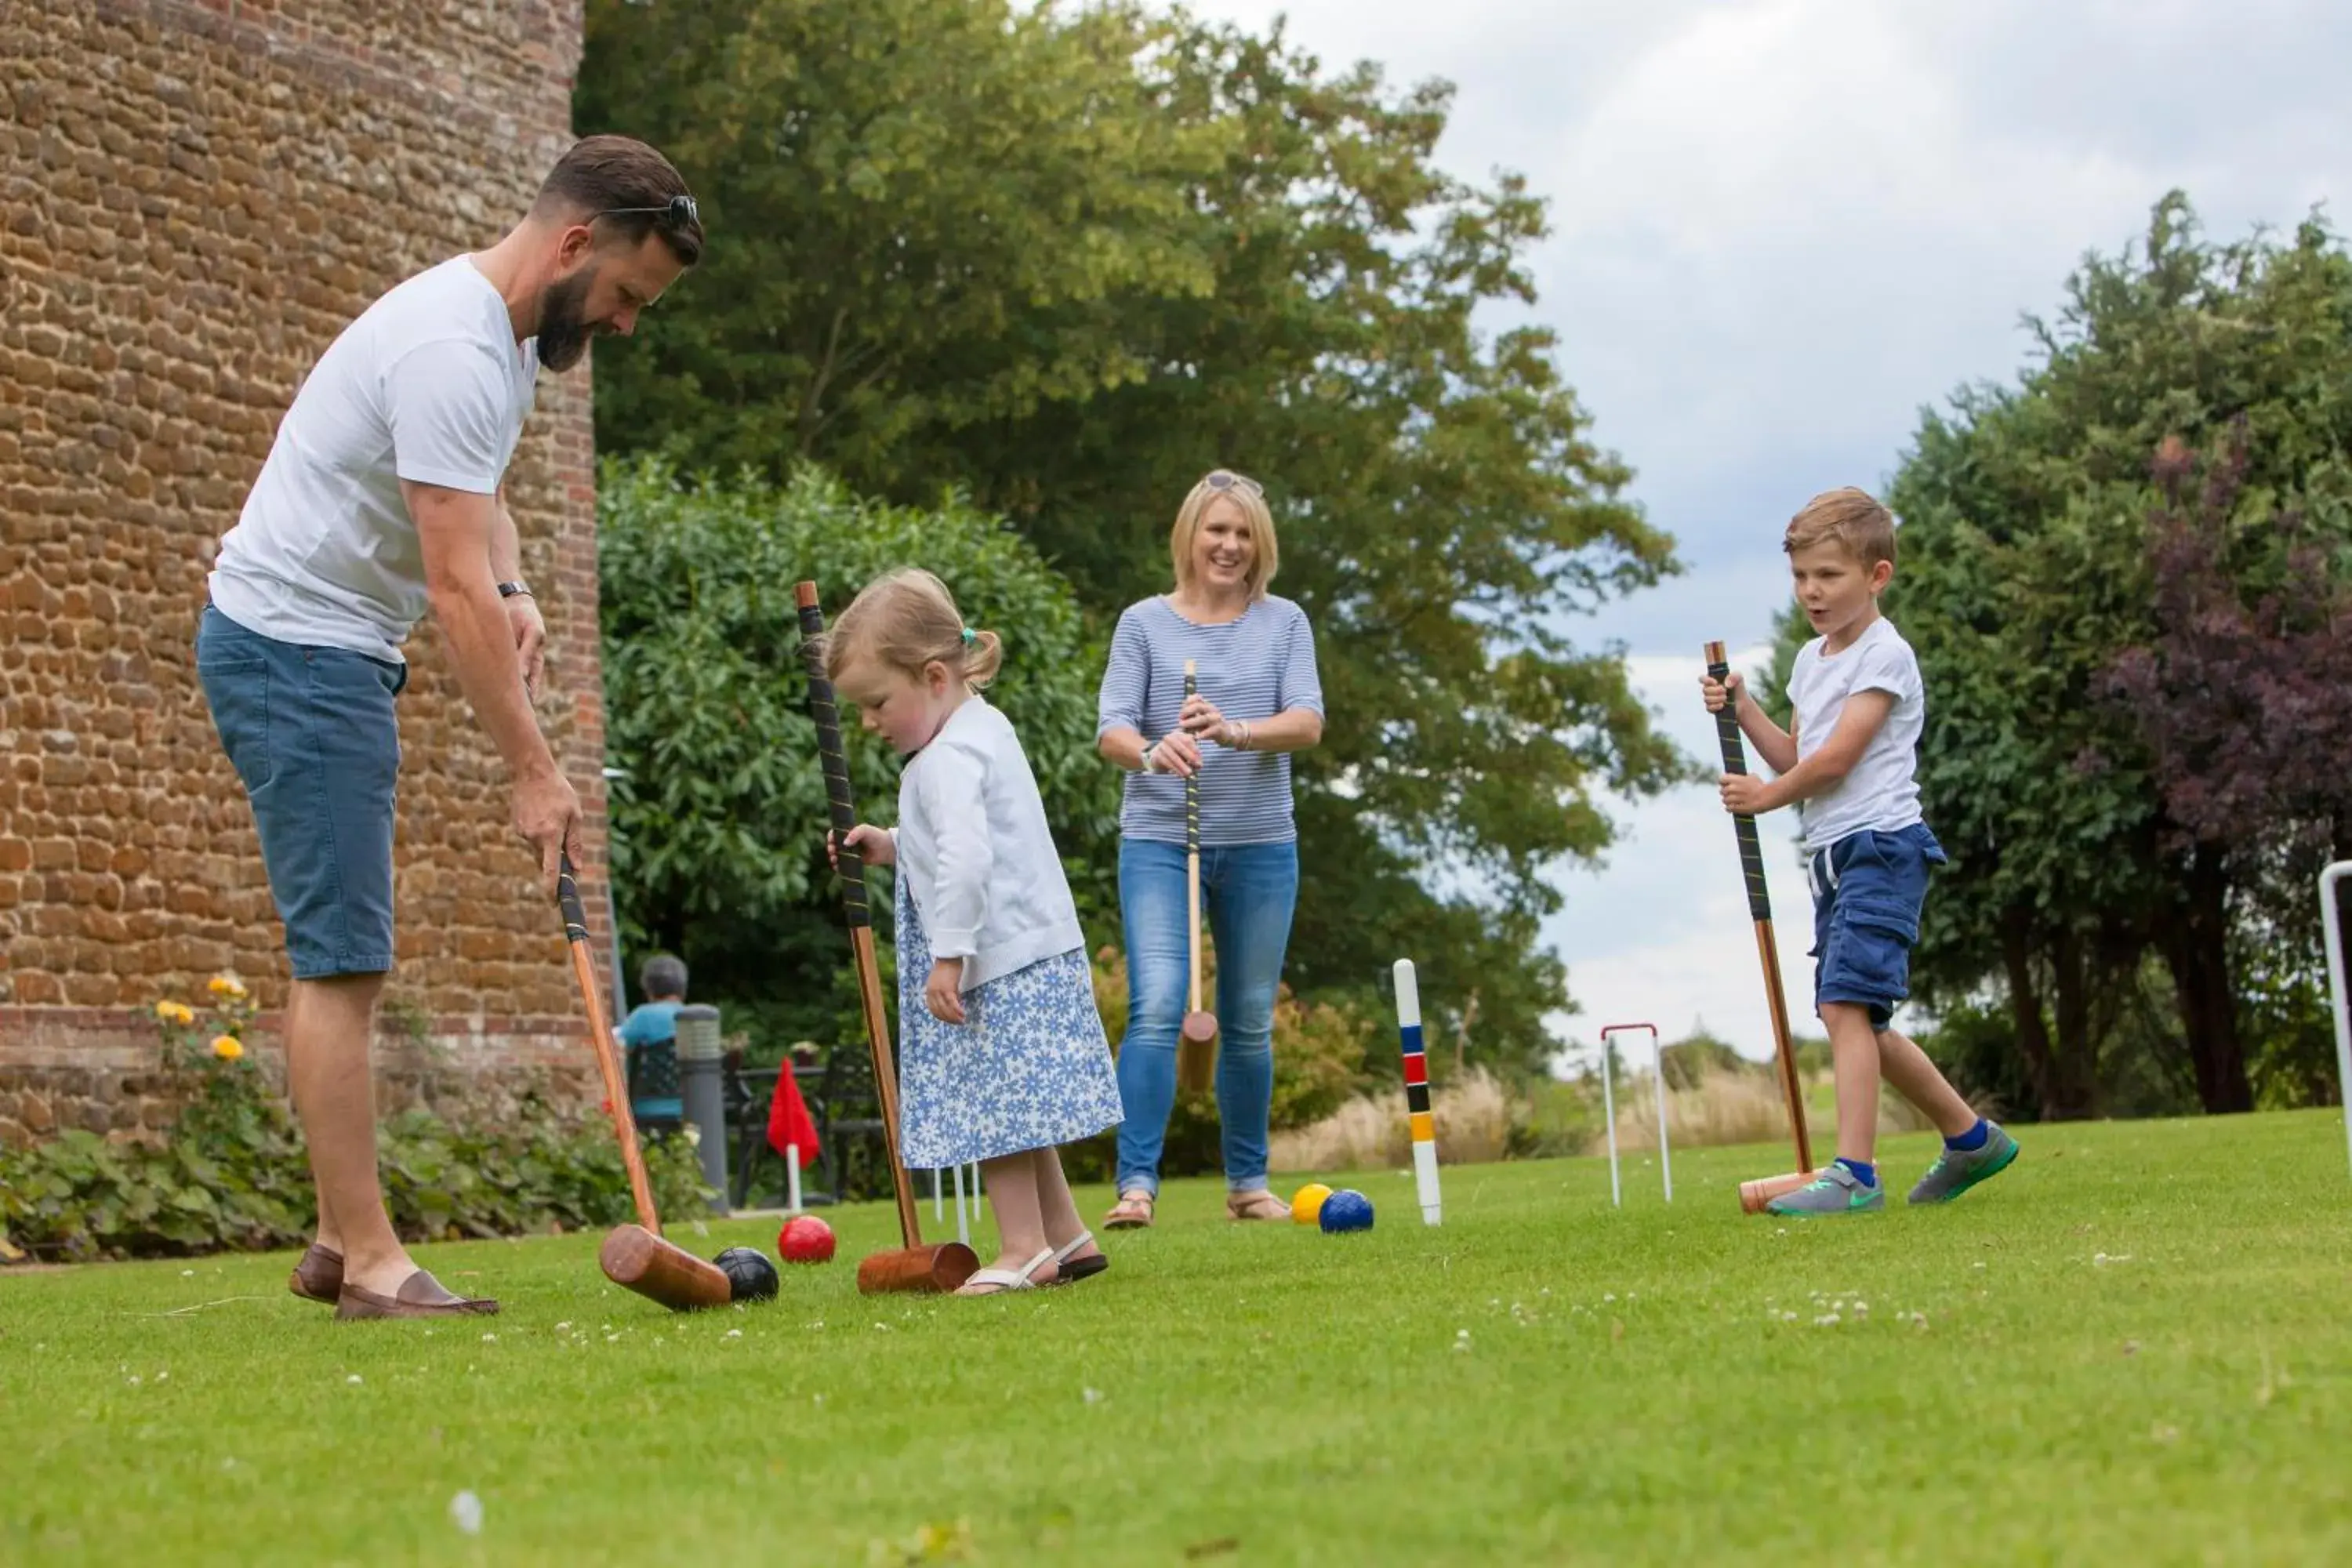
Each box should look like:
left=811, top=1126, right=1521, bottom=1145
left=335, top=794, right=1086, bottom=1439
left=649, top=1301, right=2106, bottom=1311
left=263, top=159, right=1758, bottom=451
left=1232, top=720, right=1251, bottom=752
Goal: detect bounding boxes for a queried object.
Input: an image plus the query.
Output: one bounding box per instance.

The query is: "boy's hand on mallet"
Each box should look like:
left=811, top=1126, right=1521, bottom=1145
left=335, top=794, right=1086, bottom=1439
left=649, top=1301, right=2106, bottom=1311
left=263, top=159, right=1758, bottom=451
left=1700, top=669, right=1744, bottom=713
left=1719, top=772, right=1775, bottom=816
left=827, top=824, right=895, bottom=869
left=924, top=958, right=967, bottom=1025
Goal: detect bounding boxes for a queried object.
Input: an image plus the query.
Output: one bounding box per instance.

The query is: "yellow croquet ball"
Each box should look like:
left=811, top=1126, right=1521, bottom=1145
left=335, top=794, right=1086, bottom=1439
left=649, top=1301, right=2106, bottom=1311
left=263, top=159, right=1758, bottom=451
left=1290, top=1183, right=1334, bottom=1224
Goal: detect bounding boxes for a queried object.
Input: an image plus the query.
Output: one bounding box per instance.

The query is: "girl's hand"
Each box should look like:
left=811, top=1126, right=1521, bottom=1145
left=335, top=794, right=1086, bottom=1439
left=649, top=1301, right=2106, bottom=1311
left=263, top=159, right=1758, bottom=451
left=1700, top=670, right=1745, bottom=713
left=924, top=958, right=967, bottom=1025
left=827, top=824, right=895, bottom=869
left=1145, top=730, right=1203, bottom=778
left=1719, top=772, right=1775, bottom=816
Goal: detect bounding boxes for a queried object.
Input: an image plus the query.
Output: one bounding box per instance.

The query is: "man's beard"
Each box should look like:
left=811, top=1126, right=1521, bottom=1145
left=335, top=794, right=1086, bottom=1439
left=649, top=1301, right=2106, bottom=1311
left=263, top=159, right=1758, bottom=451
left=536, top=267, right=597, bottom=372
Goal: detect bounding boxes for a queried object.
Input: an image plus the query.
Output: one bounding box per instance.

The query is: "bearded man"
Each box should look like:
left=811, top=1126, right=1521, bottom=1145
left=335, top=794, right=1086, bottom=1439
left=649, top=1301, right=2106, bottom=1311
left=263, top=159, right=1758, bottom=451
left=194, top=136, right=704, bottom=1319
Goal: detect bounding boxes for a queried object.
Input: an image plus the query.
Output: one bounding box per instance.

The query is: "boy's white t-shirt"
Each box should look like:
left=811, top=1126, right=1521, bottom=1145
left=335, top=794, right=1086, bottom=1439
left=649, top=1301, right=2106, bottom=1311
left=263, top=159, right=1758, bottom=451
left=895, top=696, right=1087, bottom=992
left=209, top=256, right=539, bottom=662
left=1786, top=616, right=1926, bottom=855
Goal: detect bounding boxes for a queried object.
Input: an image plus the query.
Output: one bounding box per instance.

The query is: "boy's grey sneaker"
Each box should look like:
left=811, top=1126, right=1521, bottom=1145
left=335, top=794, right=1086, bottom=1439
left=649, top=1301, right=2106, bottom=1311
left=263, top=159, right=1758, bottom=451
left=1907, top=1123, right=2020, bottom=1205
left=1765, top=1163, right=1885, bottom=1217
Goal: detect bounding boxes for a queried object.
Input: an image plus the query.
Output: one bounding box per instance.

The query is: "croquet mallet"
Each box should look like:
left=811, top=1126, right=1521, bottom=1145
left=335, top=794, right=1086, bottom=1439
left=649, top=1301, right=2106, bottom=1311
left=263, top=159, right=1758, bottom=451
left=793, top=581, right=980, bottom=1295
left=561, top=855, right=733, bottom=1311
left=1701, top=642, right=1822, bottom=1213
left=1176, top=658, right=1220, bottom=1096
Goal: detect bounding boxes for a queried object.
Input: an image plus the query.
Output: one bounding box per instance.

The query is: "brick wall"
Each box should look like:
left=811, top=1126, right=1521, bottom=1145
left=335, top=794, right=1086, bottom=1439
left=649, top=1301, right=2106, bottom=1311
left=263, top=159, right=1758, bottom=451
left=0, top=0, right=615, bottom=1144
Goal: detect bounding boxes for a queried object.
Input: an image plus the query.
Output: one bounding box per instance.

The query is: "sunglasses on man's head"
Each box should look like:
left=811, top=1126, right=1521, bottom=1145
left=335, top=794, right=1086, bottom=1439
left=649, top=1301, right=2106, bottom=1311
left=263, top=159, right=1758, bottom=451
left=1201, top=470, right=1262, bottom=497
left=593, top=193, right=700, bottom=230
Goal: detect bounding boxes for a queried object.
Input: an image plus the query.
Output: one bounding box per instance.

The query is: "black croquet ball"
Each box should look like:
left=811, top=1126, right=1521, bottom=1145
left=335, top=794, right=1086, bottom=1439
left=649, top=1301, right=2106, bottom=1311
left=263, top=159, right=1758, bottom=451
left=714, top=1245, right=779, bottom=1303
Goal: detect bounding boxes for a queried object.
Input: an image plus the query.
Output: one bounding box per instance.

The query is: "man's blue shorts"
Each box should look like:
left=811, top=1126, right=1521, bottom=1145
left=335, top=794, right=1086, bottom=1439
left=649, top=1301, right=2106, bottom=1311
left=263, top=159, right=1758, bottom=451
left=196, top=604, right=406, bottom=980
left=1809, top=822, right=1947, bottom=1031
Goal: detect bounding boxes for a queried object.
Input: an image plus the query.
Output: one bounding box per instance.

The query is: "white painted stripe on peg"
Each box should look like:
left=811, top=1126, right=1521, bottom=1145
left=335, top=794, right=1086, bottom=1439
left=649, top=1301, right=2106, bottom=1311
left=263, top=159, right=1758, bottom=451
left=1392, top=959, right=1421, bottom=1028
left=1413, top=1142, right=1442, bottom=1226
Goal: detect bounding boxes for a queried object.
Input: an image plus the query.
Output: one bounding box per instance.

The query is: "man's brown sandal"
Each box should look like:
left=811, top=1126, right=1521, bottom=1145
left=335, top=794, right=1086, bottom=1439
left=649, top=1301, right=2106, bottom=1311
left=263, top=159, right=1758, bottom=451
left=1103, top=1190, right=1154, bottom=1230
left=289, top=1243, right=343, bottom=1305
left=335, top=1269, right=500, bottom=1320
left=1226, top=1189, right=1290, bottom=1221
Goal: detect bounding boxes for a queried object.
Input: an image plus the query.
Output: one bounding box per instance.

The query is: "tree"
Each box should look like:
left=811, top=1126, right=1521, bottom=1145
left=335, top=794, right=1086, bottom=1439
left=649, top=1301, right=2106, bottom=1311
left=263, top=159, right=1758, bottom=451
left=2098, top=425, right=2352, bottom=1106
left=598, top=459, right=1120, bottom=1048
left=1824, top=194, right=2352, bottom=1117
left=578, top=2, right=1690, bottom=1077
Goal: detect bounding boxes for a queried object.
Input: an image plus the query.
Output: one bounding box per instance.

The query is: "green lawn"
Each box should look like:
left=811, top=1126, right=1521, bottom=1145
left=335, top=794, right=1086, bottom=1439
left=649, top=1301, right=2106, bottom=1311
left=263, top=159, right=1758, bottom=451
left=5, top=1112, right=2350, bottom=1566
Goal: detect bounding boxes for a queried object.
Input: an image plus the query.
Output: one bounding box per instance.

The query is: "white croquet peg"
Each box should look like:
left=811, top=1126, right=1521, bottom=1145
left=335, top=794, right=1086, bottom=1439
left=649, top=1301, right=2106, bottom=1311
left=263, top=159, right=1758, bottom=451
left=1393, top=959, right=1443, bottom=1226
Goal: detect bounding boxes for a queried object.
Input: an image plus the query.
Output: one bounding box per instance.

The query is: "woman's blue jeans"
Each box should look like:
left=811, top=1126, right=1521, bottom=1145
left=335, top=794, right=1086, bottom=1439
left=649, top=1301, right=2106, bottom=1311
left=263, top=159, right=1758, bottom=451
left=1112, top=837, right=1299, bottom=1195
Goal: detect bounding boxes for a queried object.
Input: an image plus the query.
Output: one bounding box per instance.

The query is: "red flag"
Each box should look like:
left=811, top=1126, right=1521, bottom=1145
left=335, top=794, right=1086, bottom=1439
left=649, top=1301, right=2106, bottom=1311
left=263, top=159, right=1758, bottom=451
left=766, top=1065, right=819, bottom=1171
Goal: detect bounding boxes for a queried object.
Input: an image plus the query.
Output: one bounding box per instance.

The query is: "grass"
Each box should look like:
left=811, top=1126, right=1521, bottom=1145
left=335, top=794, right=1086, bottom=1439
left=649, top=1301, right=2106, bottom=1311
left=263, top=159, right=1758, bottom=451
left=5, top=1112, right=2351, bottom=1566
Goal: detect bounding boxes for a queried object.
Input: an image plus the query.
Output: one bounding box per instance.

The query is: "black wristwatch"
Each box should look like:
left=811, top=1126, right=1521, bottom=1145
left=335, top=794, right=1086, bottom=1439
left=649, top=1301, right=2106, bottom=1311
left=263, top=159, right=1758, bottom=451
left=496, top=580, right=532, bottom=601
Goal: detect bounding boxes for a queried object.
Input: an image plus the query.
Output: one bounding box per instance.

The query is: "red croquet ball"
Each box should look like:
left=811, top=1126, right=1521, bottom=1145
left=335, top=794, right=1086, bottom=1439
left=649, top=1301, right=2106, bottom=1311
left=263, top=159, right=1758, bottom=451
left=778, top=1214, right=837, bottom=1265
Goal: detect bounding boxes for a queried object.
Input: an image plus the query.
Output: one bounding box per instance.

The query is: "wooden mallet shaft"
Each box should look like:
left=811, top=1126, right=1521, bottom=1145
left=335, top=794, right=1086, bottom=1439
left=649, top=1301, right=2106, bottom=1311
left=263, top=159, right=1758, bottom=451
left=560, top=856, right=731, bottom=1312
left=1177, top=658, right=1218, bottom=1094
left=1704, top=641, right=1814, bottom=1178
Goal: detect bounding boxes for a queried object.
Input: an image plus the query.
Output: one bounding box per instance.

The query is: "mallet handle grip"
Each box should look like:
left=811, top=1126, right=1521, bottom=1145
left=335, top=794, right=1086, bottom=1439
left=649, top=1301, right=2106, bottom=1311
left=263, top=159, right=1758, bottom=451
left=797, top=582, right=927, bottom=1251
left=1703, top=641, right=1813, bottom=1174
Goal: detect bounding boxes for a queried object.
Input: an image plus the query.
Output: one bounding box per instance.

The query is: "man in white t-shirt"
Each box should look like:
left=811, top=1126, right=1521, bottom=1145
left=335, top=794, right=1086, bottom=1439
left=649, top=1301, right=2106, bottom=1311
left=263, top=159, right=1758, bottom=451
left=1701, top=487, right=2020, bottom=1220
left=194, top=136, right=705, bottom=1319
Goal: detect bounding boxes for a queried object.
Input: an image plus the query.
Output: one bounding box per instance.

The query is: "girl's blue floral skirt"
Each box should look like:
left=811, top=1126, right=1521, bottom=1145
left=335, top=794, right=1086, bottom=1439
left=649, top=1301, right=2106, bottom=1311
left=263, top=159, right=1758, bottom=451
left=894, top=880, right=1124, bottom=1169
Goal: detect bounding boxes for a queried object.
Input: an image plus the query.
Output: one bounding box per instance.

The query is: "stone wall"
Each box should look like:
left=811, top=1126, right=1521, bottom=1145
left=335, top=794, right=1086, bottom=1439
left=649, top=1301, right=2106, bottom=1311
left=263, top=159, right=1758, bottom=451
left=0, top=0, right=615, bottom=1144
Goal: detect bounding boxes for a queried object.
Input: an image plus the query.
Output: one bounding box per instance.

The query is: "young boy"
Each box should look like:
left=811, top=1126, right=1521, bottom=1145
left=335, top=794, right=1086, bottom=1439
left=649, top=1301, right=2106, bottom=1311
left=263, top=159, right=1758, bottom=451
left=1702, top=487, right=2018, bottom=1215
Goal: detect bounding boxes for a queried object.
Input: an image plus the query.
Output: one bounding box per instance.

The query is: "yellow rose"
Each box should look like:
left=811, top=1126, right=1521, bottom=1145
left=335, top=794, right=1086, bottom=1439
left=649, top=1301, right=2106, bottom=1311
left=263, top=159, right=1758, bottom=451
left=154, top=1000, right=176, bottom=1020
left=165, top=1002, right=196, bottom=1026
left=210, top=1035, right=245, bottom=1062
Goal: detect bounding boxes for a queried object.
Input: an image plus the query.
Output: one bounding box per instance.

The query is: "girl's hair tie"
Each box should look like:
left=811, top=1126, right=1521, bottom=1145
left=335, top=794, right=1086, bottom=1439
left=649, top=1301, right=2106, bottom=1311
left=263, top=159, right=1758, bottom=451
left=960, top=626, right=977, bottom=646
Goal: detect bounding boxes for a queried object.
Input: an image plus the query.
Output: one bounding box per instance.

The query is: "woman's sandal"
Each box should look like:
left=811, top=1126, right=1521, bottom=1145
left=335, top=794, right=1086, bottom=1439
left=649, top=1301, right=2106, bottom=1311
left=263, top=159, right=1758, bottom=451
left=954, top=1246, right=1057, bottom=1297
left=1041, top=1229, right=1109, bottom=1288
left=1226, top=1189, right=1290, bottom=1222
left=1103, top=1190, right=1155, bottom=1230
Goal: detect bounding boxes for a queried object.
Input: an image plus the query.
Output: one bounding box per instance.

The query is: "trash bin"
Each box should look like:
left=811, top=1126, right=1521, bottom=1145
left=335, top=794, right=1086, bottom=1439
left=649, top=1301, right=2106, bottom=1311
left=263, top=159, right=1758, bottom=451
left=673, top=1004, right=729, bottom=1210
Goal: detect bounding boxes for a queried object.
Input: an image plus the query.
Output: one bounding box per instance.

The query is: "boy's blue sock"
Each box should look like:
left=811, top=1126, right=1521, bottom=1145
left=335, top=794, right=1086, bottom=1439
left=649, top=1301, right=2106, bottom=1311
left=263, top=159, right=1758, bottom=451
left=1946, top=1119, right=1990, bottom=1152
left=1835, top=1156, right=1877, bottom=1189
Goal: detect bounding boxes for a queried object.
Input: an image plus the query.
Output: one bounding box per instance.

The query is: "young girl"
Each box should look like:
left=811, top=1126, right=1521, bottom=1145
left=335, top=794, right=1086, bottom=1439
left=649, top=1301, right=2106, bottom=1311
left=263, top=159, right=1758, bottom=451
left=823, top=568, right=1125, bottom=1294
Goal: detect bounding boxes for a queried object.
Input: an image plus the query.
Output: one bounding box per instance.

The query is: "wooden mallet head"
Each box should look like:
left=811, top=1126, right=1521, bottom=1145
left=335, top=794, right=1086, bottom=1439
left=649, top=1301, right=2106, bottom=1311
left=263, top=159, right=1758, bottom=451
left=1738, top=1169, right=1823, bottom=1215
left=856, top=1241, right=981, bottom=1296
left=599, top=1223, right=734, bottom=1311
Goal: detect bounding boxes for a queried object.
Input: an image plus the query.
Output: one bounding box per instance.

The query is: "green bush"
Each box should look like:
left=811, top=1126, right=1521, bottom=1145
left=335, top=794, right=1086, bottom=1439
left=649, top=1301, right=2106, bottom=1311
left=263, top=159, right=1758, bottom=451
left=0, top=978, right=708, bottom=1262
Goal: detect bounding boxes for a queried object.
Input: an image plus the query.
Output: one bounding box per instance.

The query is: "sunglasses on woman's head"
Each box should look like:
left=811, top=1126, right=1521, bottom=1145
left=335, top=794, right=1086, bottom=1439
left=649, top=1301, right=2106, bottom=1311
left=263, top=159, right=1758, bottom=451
left=593, top=194, right=700, bottom=231
left=1201, top=470, right=1262, bottom=497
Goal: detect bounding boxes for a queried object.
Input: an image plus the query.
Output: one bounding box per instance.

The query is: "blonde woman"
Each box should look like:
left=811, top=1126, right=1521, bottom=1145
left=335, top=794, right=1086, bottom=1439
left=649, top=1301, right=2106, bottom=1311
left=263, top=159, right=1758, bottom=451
left=1094, top=470, right=1325, bottom=1227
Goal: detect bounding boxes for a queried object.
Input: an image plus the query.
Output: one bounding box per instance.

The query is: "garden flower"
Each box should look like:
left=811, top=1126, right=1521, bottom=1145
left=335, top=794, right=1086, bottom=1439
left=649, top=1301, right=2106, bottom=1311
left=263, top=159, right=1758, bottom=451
left=208, top=975, right=249, bottom=1000
left=155, top=1001, right=196, bottom=1026
left=210, top=1035, right=245, bottom=1062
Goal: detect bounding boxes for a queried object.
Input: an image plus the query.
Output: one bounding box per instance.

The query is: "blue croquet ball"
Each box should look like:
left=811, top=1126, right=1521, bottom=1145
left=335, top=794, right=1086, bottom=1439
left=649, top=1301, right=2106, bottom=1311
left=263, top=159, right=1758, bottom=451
left=1319, top=1189, right=1374, bottom=1234
left=714, top=1245, right=779, bottom=1303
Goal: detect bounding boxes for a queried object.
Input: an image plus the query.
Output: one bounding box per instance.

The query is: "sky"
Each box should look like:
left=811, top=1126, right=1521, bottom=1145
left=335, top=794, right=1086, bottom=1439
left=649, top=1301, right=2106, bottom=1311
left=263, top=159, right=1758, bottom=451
left=1180, top=0, right=2351, bottom=1069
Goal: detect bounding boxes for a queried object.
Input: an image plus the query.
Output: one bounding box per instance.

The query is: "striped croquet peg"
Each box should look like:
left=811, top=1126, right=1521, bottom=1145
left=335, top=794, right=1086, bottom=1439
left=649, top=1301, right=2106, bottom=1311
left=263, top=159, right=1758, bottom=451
left=1393, top=959, right=1443, bottom=1225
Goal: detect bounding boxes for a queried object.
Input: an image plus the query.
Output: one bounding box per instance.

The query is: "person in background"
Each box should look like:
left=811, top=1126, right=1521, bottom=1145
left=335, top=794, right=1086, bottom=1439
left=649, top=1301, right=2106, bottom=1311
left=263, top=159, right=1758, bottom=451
left=615, top=953, right=689, bottom=1127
